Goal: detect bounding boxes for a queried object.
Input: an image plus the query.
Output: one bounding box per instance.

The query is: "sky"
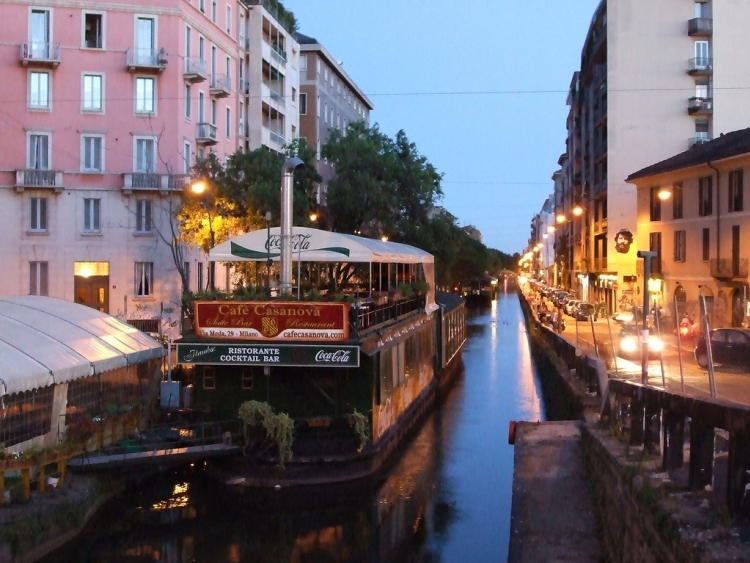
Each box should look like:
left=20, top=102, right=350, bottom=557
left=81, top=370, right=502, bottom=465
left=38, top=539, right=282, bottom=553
left=284, top=0, right=603, bottom=255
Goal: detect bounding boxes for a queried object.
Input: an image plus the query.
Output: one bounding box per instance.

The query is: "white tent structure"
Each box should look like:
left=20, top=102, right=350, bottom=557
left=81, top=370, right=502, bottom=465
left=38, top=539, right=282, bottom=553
left=0, top=296, right=164, bottom=397
left=208, top=227, right=438, bottom=313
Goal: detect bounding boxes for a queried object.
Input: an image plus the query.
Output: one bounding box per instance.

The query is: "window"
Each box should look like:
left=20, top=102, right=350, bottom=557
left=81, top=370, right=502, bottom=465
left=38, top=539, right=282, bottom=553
left=28, top=133, right=49, bottom=169
left=695, top=80, right=708, bottom=100
left=30, top=9, right=50, bottom=58
left=84, top=13, right=103, bottom=48
left=29, top=262, right=48, bottom=296
left=83, top=198, right=100, bottom=232
left=29, top=71, right=50, bottom=109
left=183, top=261, right=191, bottom=291
left=199, top=0, right=205, bottom=13
left=203, top=367, right=215, bottom=390
left=702, top=228, right=710, bottom=261
left=673, top=182, right=683, bottom=219
left=185, top=84, right=192, bottom=119
left=649, top=187, right=662, bottom=221
left=135, top=138, right=155, bottom=172
left=226, top=6, right=231, bottom=34
left=729, top=169, right=743, bottom=212
left=134, top=262, right=153, bottom=296
left=184, top=141, right=192, bottom=173
left=82, top=74, right=103, bottom=111
left=241, top=370, right=253, bottom=390
left=649, top=232, right=662, bottom=274
left=695, top=41, right=709, bottom=66
left=199, top=91, right=205, bottom=121
left=135, top=16, right=155, bottom=63
left=699, top=175, right=713, bottom=216
left=291, top=87, right=297, bottom=102
left=82, top=135, right=103, bottom=172
left=135, top=77, right=155, bottom=114
left=695, top=1, right=708, bottom=18
left=300, top=54, right=307, bottom=72
left=674, top=230, right=686, bottom=262
left=135, top=199, right=152, bottom=233
left=226, top=107, right=231, bottom=138
left=211, top=99, right=216, bottom=125
left=299, top=93, right=307, bottom=115
left=30, top=197, right=48, bottom=232
left=212, top=0, right=217, bottom=23
left=198, top=262, right=204, bottom=290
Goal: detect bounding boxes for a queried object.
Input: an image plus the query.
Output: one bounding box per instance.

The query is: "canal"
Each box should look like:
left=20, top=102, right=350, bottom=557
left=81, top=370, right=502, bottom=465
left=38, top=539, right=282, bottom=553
left=42, top=292, right=546, bottom=563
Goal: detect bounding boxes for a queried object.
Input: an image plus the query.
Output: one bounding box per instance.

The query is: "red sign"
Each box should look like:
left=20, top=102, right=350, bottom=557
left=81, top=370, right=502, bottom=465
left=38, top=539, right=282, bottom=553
left=613, top=281, right=619, bottom=290
left=193, top=301, right=350, bottom=341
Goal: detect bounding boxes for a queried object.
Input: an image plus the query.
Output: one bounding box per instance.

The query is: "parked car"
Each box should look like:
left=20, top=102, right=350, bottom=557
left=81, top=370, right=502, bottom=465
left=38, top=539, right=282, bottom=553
left=553, top=291, right=570, bottom=307
left=574, top=302, right=597, bottom=321
left=618, top=324, right=664, bottom=358
left=564, top=299, right=580, bottom=316
left=695, top=328, right=750, bottom=371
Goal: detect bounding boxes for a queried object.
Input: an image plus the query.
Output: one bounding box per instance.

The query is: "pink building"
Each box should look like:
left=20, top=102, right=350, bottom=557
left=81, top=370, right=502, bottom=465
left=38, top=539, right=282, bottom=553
left=0, top=0, right=299, bottom=335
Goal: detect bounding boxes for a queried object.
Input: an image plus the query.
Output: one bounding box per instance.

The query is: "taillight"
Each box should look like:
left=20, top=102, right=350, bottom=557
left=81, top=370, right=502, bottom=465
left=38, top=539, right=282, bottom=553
left=680, top=327, right=689, bottom=335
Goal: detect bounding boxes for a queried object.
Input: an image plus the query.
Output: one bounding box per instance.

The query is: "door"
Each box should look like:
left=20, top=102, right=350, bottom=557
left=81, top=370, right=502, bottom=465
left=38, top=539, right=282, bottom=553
left=695, top=41, right=709, bottom=66
left=732, top=225, right=741, bottom=277
left=74, top=275, right=109, bottom=313
left=725, top=330, right=748, bottom=367
left=30, top=10, right=49, bottom=58
left=710, top=329, right=729, bottom=364
left=136, top=17, right=155, bottom=64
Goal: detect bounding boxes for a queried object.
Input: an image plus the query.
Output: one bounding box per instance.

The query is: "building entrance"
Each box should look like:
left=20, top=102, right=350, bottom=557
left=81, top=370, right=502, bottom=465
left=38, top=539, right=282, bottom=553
left=74, top=262, right=110, bottom=313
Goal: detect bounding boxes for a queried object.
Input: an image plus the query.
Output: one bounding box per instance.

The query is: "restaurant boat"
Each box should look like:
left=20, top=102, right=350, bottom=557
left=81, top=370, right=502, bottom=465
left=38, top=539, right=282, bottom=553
left=174, top=227, right=466, bottom=487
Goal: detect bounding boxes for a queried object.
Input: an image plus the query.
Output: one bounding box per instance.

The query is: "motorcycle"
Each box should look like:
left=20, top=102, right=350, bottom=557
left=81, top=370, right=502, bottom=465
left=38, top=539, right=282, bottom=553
left=677, top=318, right=696, bottom=344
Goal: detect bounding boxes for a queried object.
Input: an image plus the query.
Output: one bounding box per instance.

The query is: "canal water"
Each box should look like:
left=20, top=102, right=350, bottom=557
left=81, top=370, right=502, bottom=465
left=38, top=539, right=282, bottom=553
left=43, top=292, right=546, bottom=563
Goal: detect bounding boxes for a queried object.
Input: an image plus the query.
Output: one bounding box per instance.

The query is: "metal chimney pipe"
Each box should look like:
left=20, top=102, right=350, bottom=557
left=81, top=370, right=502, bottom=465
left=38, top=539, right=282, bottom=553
left=280, top=157, right=304, bottom=294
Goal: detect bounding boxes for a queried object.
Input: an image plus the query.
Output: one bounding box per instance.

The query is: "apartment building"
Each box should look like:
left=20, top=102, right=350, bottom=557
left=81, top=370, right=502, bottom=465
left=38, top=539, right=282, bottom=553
left=629, top=129, right=750, bottom=328
left=295, top=33, right=373, bottom=205
left=555, top=0, right=750, bottom=314
left=0, top=0, right=299, bottom=336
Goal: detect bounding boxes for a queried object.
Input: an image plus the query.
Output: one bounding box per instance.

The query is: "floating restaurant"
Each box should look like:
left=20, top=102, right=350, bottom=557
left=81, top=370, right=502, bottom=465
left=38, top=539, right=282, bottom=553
left=175, top=227, right=466, bottom=485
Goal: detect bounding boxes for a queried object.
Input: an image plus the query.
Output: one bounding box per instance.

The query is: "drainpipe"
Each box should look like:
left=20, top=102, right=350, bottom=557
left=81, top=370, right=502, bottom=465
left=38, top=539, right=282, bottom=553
left=708, top=160, right=720, bottom=260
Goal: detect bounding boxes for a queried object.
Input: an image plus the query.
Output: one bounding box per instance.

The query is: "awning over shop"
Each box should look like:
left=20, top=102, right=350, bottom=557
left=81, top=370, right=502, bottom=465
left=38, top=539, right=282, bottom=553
left=208, top=227, right=434, bottom=265
left=0, top=296, right=164, bottom=397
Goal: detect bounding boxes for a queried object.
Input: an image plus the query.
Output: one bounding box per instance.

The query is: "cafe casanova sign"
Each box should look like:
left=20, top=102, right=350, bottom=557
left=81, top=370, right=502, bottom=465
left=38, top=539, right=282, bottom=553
left=177, top=343, right=360, bottom=368
left=193, top=301, right=349, bottom=341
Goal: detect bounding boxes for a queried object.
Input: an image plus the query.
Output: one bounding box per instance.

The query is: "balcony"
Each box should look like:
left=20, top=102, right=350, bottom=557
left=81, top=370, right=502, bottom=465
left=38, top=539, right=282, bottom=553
left=689, top=135, right=711, bottom=149
left=126, top=48, right=167, bottom=73
left=710, top=258, right=749, bottom=279
left=122, top=173, right=190, bottom=194
left=687, top=57, right=712, bottom=76
left=15, top=169, right=64, bottom=192
left=688, top=96, right=712, bottom=115
left=184, top=58, right=208, bottom=83
left=209, top=74, right=231, bottom=98
left=196, top=122, right=218, bottom=146
left=271, top=45, right=287, bottom=65
left=20, top=42, right=60, bottom=68
left=688, top=17, right=712, bottom=36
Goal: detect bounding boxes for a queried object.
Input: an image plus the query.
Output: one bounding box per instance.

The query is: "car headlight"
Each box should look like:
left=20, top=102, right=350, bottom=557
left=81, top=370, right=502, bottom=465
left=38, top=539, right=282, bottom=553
left=620, top=336, right=638, bottom=353
left=648, top=337, right=664, bottom=352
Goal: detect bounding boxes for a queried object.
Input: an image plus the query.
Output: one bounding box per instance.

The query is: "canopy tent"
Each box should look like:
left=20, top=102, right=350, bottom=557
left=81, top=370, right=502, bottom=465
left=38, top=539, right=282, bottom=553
left=0, top=296, right=164, bottom=397
left=208, top=227, right=438, bottom=312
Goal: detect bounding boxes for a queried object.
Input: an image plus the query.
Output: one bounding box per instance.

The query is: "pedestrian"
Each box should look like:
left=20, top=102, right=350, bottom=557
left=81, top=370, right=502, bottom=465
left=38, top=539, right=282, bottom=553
left=551, top=309, right=559, bottom=332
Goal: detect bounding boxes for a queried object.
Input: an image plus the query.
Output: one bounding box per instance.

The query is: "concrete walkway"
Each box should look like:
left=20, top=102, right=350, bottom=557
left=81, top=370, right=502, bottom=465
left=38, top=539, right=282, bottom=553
left=508, top=421, right=602, bottom=563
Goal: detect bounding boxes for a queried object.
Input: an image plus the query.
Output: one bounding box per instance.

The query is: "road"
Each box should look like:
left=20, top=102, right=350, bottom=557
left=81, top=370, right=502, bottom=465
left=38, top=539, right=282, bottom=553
left=557, top=312, right=750, bottom=406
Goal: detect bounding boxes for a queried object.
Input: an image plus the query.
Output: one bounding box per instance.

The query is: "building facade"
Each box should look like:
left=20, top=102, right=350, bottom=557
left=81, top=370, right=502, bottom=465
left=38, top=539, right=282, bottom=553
left=555, top=0, right=750, bottom=314
left=296, top=32, right=373, bottom=205
left=629, top=129, right=750, bottom=329
left=0, top=0, right=302, bottom=336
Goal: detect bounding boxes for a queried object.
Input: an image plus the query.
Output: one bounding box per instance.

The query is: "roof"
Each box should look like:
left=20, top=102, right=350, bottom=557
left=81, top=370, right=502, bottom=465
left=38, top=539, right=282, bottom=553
left=209, top=227, right=434, bottom=265
left=294, top=32, right=374, bottom=110
left=0, top=296, right=164, bottom=396
left=627, top=129, right=750, bottom=182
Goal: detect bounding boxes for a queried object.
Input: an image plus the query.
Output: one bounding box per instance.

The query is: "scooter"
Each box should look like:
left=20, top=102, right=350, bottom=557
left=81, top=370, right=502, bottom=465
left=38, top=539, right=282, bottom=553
left=677, top=318, right=696, bottom=344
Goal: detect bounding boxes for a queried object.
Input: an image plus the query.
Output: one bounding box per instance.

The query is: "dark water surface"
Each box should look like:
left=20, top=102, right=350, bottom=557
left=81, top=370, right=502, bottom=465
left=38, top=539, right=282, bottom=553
left=43, top=293, right=546, bottom=563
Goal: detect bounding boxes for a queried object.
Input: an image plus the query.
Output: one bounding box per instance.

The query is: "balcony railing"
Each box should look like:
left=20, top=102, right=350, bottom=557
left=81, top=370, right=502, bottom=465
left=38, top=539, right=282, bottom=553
left=209, top=74, right=231, bottom=98
left=126, top=48, right=167, bottom=72
left=126, top=318, right=162, bottom=337
left=271, top=45, right=287, bottom=65
left=687, top=57, right=712, bottom=75
left=689, top=135, right=711, bottom=149
left=270, top=130, right=285, bottom=145
left=20, top=42, right=61, bottom=67
left=122, top=173, right=190, bottom=194
left=710, top=258, right=749, bottom=279
left=688, top=17, right=712, bottom=36
left=688, top=96, right=713, bottom=115
left=352, top=295, right=426, bottom=333
left=15, top=169, right=64, bottom=192
left=196, top=122, right=218, bottom=146
left=184, top=58, right=208, bottom=83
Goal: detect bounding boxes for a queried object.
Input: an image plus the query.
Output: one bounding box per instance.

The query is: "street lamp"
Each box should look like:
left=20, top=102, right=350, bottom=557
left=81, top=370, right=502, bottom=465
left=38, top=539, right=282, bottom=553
left=280, top=157, right=304, bottom=294
left=265, top=210, right=272, bottom=295
left=657, top=187, right=672, bottom=201
left=190, top=178, right=215, bottom=289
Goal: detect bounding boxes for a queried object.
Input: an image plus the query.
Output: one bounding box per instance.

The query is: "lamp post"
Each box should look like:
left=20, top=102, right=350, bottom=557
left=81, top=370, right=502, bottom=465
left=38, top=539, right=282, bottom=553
left=190, top=179, right=215, bottom=290
left=265, top=211, right=272, bottom=295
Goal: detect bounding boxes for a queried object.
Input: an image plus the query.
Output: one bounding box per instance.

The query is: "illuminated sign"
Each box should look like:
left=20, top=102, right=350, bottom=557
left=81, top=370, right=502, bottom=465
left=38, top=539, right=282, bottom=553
left=176, top=343, right=359, bottom=367
left=193, top=301, right=349, bottom=341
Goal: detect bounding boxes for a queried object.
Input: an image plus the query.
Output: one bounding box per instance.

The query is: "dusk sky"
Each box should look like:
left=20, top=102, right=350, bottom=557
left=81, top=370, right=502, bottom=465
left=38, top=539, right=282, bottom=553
left=285, top=0, right=602, bottom=255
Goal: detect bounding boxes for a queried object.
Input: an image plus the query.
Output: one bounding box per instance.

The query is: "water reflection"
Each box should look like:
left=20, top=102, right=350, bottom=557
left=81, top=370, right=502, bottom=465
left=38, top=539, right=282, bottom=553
left=42, top=294, right=544, bottom=563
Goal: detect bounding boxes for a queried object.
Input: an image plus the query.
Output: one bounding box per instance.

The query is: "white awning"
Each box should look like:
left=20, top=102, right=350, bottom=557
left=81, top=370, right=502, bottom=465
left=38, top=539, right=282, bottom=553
left=208, top=227, right=434, bottom=265
left=0, top=296, right=164, bottom=396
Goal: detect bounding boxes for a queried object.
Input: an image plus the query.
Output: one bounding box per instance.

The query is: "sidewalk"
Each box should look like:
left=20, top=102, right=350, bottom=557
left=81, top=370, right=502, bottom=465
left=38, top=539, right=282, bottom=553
left=508, top=421, right=601, bottom=563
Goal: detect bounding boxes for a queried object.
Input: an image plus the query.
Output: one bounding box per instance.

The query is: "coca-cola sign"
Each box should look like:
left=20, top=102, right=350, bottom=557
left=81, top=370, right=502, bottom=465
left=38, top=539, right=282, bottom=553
left=177, top=343, right=360, bottom=368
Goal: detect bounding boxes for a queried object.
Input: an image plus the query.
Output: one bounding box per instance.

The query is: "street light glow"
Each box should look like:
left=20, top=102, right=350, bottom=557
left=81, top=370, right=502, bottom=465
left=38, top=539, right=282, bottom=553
left=547, top=225, right=556, bottom=233
left=556, top=214, right=567, bottom=224
left=572, top=205, right=584, bottom=216
left=190, top=180, right=207, bottom=194
left=381, top=235, right=388, bottom=242
left=658, top=188, right=672, bottom=200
